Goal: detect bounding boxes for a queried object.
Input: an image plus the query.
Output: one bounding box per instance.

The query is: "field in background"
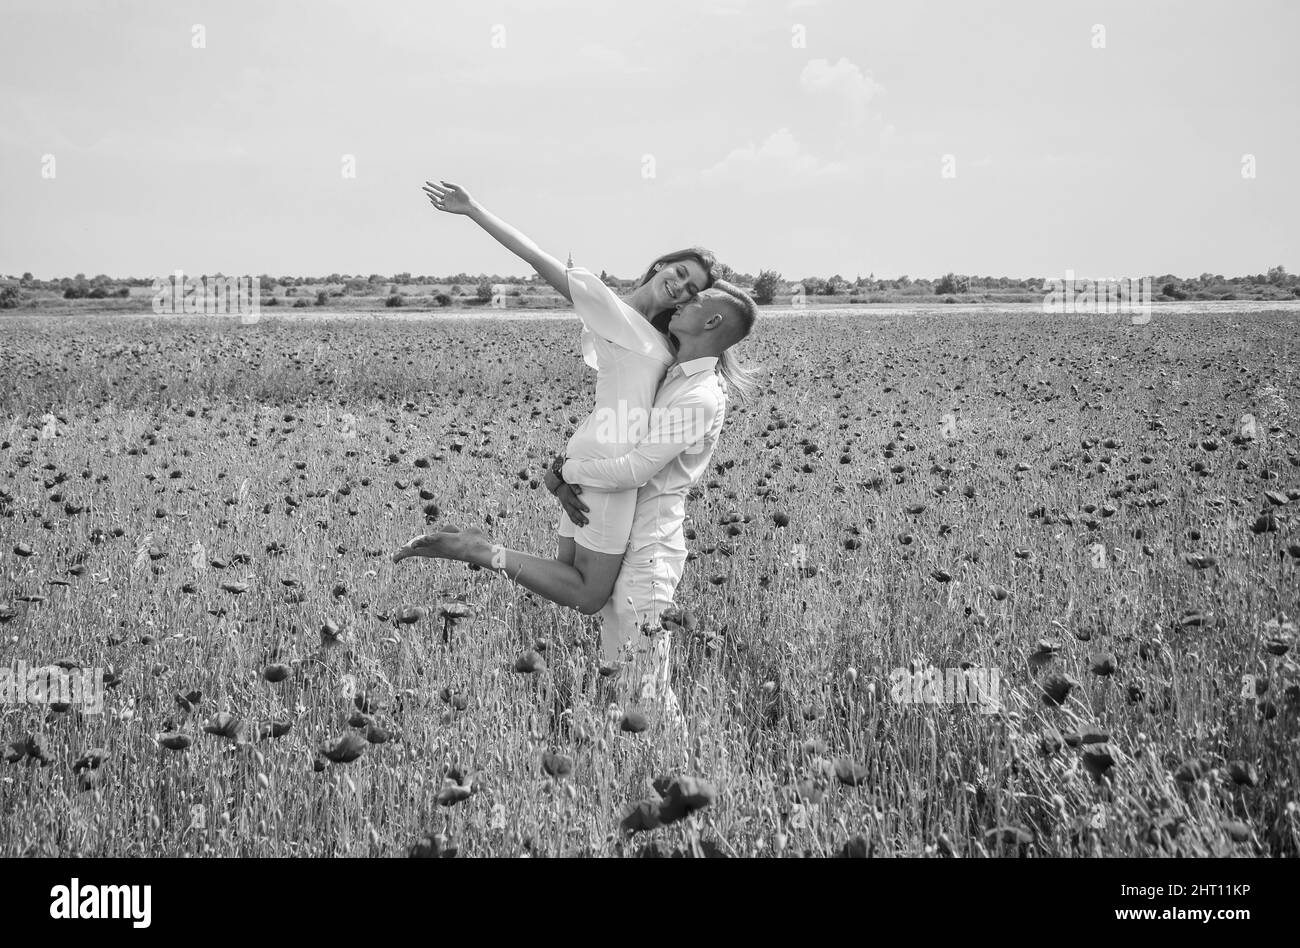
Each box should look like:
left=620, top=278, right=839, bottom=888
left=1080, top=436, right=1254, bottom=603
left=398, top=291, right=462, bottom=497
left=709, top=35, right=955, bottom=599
left=1, top=307, right=1297, bottom=857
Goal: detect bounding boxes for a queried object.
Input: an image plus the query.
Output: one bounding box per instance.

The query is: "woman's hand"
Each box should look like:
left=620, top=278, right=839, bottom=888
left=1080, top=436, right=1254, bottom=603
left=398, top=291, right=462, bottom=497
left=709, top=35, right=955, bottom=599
left=423, top=180, right=477, bottom=215
left=556, top=484, right=589, bottom=527
left=544, top=468, right=590, bottom=526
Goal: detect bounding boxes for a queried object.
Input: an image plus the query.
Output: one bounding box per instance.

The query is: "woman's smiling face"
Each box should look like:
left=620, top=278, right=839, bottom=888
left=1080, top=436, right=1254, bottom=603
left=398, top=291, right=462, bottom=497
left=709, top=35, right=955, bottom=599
left=655, top=259, right=709, bottom=309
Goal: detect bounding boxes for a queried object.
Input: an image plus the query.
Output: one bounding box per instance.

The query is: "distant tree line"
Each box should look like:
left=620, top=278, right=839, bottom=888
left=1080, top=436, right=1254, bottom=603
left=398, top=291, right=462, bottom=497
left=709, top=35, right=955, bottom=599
left=3, top=266, right=1296, bottom=308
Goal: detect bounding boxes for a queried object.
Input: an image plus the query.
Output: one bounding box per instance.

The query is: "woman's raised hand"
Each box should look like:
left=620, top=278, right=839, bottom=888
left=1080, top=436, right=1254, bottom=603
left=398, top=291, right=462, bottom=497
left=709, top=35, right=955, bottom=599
left=423, top=180, right=477, bottom=215
left=419, top=182, right=571, bottom=301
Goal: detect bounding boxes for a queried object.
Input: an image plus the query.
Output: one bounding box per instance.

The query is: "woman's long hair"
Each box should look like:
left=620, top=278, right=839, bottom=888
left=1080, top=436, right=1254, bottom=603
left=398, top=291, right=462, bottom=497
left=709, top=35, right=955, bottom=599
left=631, top=247, right=718, bottom=335
left=709, top=279, right=761, bottom=404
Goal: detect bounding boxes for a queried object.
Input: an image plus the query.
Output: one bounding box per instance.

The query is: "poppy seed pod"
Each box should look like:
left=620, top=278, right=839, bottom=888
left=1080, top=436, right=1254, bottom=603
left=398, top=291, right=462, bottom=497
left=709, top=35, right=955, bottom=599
left=541, top=752, right=573, bottom=779
left=1220, top=820, right=1251, bottom=843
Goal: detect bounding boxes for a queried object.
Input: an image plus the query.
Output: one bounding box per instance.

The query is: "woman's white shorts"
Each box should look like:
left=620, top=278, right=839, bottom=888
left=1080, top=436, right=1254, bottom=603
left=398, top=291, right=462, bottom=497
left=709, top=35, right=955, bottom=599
left=555, top=487, right=638, bottom=556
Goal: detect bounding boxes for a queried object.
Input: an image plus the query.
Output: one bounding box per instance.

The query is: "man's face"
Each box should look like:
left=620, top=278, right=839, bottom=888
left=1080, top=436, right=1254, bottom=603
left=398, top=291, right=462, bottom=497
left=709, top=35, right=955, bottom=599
left=668, top=292, right=727, bottom=336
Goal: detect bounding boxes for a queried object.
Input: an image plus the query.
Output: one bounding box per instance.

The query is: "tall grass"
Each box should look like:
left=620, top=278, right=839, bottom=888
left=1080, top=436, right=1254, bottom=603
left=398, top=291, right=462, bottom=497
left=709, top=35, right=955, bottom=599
left=0, top=309, right=1296, bottom=856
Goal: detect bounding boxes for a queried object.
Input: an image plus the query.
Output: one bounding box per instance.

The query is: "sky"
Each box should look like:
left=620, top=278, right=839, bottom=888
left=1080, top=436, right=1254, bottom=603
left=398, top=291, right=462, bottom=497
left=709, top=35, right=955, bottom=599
left=1, top=0, right=1297, bottom=281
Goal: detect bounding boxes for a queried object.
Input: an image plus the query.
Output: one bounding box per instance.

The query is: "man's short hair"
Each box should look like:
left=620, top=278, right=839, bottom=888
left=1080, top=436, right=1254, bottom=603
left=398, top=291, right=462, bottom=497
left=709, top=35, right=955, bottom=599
left=707, top=280, right=758, bottom=343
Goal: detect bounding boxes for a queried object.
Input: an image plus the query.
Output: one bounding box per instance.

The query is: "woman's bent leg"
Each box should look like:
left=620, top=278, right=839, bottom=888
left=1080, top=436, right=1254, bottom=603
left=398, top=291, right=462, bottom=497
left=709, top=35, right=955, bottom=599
left=486, top=537, right=621, bottom=613
left=395, top=490, right=634, bottom=613
left=395, top=528, right=621, bottom=614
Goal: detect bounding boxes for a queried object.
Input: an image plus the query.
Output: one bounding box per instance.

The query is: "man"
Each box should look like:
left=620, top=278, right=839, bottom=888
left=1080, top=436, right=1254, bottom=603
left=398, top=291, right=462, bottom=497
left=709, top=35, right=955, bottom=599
left=547, top=282, right=758, bottom=726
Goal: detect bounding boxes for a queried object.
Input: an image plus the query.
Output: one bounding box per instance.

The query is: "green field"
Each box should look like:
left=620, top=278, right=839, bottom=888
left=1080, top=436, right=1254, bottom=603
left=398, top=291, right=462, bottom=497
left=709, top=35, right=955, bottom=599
left=0, top=307, right=1297, bottom=857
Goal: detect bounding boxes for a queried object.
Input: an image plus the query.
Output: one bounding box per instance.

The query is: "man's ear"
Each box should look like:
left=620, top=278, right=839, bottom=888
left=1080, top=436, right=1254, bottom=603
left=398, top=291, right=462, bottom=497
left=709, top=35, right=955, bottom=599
left=706, top=313, right=723, bottom=330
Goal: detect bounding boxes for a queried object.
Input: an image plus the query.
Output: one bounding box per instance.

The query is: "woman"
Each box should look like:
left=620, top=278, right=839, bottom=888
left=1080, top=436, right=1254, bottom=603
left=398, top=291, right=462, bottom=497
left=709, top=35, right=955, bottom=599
left=393, top=179, right=715, bottom=614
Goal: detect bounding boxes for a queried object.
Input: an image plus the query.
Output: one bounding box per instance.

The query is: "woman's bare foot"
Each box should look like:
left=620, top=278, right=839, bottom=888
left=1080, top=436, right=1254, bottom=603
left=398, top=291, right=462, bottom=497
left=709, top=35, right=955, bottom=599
left=392, top=526, right=493, bottom=565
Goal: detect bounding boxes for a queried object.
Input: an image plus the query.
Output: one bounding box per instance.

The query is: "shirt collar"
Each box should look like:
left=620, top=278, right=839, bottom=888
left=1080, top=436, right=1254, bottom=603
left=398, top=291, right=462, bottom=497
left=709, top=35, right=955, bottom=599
left=670, top=356, right=719, bottom=378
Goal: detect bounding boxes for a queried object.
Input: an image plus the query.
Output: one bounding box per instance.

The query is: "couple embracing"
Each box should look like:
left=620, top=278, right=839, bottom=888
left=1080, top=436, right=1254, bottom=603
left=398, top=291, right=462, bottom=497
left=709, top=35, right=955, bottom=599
left=394, top=179, right=758, bottom=735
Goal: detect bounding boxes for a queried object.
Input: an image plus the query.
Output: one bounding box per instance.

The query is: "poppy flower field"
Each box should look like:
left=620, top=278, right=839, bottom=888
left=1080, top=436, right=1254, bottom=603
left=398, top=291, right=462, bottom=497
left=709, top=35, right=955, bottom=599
left=1, top=307, right=1297, bottom=857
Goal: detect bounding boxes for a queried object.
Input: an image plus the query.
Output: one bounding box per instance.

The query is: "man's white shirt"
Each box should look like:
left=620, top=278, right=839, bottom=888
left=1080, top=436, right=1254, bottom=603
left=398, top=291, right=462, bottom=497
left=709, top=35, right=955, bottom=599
left=561, top=356, right=725, bottom=554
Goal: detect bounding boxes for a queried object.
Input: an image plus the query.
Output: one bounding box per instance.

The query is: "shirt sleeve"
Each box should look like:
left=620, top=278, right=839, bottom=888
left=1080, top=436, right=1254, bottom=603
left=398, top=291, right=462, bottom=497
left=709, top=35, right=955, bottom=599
left=567, top=267, right=667, bottom=360
left=561, top=387, right=721, bottom=490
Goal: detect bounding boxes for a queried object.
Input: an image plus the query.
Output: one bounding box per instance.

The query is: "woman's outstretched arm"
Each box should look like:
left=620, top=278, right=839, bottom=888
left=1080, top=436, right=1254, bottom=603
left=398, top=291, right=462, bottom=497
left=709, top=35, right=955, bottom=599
left=423, top=180, right=571, bottom=302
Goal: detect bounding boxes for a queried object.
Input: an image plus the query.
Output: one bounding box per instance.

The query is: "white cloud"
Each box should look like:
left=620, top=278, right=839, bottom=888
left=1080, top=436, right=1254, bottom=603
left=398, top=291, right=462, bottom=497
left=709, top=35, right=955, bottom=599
left=702, top=127, right=848, bottom=184
left=799, top=57, right=884, bottom=129
left=702, top=56, right=891, bottom=184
